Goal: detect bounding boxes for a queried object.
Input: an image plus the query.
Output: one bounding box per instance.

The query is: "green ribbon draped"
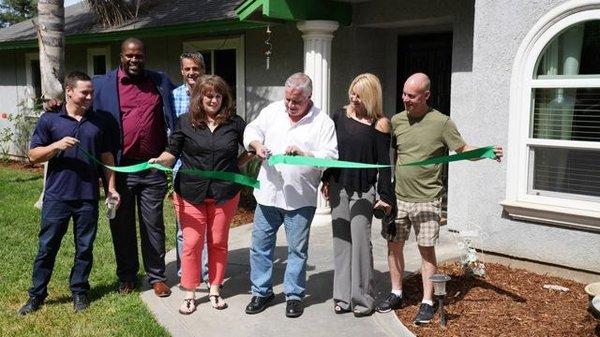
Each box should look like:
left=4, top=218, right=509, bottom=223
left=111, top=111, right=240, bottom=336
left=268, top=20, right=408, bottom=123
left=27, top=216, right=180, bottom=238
left=76, top=142, right=495, bottom=191
left=76, top=145, right=261, bottom=189
left=267, top=146, right=496, bottom=168
left=400, top=146, right=497, bottom=166
left=267, top=154, right=390, bottom=168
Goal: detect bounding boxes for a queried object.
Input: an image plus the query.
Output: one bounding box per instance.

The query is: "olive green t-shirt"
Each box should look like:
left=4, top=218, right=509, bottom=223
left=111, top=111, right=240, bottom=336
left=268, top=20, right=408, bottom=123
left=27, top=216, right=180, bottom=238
left=392, top=109, right=466, bottom=202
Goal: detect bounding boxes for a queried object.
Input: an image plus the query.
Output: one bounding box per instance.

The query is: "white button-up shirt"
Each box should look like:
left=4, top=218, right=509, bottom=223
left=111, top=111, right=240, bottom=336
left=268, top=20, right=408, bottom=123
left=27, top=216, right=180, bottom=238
left=244, top=100, right=338, bottom=210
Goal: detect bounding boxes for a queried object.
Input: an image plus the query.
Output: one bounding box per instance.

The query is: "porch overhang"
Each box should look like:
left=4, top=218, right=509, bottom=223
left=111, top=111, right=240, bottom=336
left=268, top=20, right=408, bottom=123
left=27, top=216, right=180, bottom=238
left=236, top=0, right=351, bottom=26
left=0, top=19, right=266, bottom=51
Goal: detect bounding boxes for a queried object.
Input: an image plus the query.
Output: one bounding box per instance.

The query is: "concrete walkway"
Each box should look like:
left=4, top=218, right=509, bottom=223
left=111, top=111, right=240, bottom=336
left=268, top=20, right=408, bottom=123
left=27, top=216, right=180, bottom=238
left=140, top=214, right=461, bottom=337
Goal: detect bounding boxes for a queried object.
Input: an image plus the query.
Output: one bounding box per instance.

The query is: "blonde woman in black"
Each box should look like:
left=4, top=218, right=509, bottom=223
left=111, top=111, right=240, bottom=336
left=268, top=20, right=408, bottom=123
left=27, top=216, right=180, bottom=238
left=321, top=73, right=393, bottom=317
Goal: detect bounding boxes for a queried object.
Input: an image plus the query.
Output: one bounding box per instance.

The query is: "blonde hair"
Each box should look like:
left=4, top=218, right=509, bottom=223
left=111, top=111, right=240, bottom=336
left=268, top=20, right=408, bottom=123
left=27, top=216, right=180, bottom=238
left=346, top=73, right=383, bottom=120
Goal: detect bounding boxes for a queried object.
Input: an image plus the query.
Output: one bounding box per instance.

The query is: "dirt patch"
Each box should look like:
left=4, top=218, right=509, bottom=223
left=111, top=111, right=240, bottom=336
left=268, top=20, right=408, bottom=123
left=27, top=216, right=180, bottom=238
left=231, top=188, right=256, bottom=227
left=395, top=262, right=599, bottom=337
left=0, top=159, right=43, bottom=173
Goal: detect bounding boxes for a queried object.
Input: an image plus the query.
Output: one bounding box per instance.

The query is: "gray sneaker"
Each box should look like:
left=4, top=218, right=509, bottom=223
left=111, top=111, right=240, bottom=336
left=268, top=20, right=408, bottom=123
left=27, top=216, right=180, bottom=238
left=376, top=293, right=402, bottom=313
left=413, top=303, right=436, bottom=325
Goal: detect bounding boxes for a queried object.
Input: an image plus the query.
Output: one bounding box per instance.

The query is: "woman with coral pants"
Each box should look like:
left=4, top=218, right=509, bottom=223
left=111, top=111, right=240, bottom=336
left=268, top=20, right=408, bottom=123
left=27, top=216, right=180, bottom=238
left=150, top=75, right=246, bottom=314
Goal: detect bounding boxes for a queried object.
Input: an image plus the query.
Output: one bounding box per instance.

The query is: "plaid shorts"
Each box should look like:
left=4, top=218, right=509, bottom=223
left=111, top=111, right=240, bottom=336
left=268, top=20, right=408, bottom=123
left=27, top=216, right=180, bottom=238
left=382, top=198, right=442, bottom=246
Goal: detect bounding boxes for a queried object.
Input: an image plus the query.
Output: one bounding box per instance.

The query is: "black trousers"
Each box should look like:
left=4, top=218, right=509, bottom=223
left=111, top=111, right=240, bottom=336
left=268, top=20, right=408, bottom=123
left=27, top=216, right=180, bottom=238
left=110, top=168, right=167, bottom=284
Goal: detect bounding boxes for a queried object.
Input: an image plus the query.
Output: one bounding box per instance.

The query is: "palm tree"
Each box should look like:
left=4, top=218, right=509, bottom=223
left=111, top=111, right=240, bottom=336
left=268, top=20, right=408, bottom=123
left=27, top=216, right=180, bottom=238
left=36, top=0, right=64, bottom=104
left=34, top=0, right=64, bottom=209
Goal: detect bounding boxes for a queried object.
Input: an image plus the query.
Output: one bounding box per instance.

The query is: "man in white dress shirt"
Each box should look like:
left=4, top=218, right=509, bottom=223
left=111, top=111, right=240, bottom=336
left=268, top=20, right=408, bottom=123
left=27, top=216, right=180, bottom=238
left=243, top=73, right=338, bottom=318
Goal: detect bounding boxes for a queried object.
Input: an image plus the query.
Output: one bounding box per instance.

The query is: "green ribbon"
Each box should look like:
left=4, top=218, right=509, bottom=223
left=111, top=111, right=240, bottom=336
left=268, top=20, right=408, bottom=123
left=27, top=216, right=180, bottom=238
left=75, top=143, right=495, bottom=190
left=76, top=145, right=260, bottom=189
left=400, top=146, right=497, bottom=166
left=267, top=155, right=390, bottom=168
left=267, top=146, right=496, bottom=168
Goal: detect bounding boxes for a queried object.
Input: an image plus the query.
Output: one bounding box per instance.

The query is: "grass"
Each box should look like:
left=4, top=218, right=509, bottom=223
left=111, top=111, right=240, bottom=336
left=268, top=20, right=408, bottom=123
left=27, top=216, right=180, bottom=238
left=0, top=165, right=176, bottom=337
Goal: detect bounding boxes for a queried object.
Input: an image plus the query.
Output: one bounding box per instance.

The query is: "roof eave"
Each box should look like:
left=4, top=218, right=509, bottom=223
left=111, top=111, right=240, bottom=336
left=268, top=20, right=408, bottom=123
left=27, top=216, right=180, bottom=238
left=0, top=18, right=266, bottom=51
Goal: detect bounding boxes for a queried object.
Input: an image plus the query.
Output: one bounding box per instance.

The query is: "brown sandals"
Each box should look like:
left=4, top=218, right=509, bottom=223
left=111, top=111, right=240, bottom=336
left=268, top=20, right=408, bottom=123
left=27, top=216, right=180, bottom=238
left=209, top=294, right=228, bottom=310
left=179, top=298, right=197, bottom=315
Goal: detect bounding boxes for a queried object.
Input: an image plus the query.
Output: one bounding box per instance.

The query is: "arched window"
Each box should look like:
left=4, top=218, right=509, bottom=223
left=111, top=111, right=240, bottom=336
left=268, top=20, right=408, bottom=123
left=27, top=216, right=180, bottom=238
left=504, top=2, right=600, bottom=229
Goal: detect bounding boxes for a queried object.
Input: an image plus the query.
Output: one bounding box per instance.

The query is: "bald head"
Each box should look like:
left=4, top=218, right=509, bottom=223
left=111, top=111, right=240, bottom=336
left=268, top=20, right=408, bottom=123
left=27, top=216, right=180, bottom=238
left=402, top=72, right=431, bottom=116
left=405, top=73, right=430, bottom=92
left=121, top=37, right=144, bottom=52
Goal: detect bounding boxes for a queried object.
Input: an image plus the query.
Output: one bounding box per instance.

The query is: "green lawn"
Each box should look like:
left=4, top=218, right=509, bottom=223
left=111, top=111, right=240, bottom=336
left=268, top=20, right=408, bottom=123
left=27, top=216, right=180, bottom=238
left=0, top=165, right=176, bottom=337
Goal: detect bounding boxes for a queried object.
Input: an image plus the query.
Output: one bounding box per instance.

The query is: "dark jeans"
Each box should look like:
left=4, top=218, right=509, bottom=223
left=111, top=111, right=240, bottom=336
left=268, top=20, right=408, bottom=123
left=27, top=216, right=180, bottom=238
left=28, top=200, right=98, bottom=299
left=110, top=168, right=167, bottom=284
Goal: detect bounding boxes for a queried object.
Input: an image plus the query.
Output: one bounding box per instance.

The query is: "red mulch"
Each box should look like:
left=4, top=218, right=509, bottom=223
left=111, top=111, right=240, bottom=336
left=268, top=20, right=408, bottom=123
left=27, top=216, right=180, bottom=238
left=0, top=159, right=42, bottom=173
left=396, top=262, right=599, bottom=337
left=231, top=188, right=256, bottom=227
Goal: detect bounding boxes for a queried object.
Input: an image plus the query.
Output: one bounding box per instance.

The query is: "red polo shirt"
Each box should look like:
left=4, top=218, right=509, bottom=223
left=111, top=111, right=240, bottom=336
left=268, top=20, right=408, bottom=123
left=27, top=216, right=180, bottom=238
left=118, top=68, right=166, bottom=160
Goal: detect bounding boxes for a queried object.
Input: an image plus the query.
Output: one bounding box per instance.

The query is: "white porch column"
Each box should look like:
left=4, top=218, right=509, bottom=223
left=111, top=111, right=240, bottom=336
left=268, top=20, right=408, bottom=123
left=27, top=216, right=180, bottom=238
left=297, top=20, right=339, bottom=213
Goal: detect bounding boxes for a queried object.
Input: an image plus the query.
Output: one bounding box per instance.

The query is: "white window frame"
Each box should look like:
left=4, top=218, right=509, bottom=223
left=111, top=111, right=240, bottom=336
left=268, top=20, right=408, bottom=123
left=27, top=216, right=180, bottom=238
left=503, top=1, right=600, bottom=230
left=87, top=47, right=111, bottom=76
left=182, top=36, right=246, bottom=119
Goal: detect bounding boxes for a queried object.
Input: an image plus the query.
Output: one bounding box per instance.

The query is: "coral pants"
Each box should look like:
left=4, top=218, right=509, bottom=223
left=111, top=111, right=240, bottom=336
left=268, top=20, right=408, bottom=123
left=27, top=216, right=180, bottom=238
left=173, top=193, right=240, bottom=290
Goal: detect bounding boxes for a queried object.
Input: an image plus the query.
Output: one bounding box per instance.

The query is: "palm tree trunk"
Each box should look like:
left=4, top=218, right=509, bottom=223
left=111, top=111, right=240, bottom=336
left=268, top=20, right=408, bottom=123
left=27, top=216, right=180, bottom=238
left=36, top=0, right=64, bottom=102
left=34, top=0, right=64, bottom=209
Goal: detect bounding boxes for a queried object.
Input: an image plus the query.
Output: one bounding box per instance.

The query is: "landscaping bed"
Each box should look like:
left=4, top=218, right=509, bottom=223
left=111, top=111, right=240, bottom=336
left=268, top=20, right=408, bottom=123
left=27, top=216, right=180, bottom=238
left=0, top=159, right=42, bottom=173
left=395, top=262, right=598, bottom=336
left=231, top=187, right=256, bottom=227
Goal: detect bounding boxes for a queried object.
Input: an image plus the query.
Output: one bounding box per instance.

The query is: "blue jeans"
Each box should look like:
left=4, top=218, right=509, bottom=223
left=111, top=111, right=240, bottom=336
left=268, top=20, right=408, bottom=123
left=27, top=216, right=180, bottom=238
left=250, top=204, right=315, bottom=301
left=29, top=200, right=98, bottom=298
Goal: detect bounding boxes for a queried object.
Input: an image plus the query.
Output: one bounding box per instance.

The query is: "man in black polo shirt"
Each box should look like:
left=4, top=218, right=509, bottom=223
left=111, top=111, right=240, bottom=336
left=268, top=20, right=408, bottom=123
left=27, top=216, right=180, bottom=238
left=18, top=71, right=120, bottom=315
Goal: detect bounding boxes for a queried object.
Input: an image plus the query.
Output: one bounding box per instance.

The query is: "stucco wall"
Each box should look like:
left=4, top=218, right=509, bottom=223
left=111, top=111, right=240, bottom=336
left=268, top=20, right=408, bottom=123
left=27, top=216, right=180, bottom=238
left=0, top=49, right=34, bottom=157
left=447, top=0, right=600, bottom=272
left=0, top=50, right=25, bottom=117
left=244, top=24, right=303, bottom=121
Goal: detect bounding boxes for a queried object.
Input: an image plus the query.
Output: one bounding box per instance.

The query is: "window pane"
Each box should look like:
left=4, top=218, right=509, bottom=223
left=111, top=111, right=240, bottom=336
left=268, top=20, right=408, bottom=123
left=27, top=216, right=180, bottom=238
left=529, top=146, right=600, bottom=200
left=31, top=60, right=41, bottom=99
left=535, top=20, right=600, bottom=78
left=93, top=55, right=106, bottom=75
left=214, top=49, right=236, bottom=100
left=531, top=87, right=600, bottom=142
left=200, top=50, right=212, bottom=75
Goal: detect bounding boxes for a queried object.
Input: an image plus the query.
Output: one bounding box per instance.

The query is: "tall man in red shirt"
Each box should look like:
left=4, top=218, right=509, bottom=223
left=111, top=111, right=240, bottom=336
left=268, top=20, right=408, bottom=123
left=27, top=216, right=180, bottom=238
left=93, top=38, right=176, bottom=297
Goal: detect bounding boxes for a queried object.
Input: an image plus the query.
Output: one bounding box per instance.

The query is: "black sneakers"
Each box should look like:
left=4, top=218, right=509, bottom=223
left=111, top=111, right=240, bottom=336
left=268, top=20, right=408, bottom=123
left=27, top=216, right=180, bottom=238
left=73, top=294, right=90, bottom=312
left=17, top=296, right=44, bottom=316
left=376, top=293, right=403, bottom=313
left=413, top=302, right=436, bottom=325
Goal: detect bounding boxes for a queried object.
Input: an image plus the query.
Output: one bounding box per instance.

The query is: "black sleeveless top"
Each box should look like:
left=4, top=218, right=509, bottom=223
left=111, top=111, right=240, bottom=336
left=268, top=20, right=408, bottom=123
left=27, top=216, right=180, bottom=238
left=323, top=107, right=394, bottom=205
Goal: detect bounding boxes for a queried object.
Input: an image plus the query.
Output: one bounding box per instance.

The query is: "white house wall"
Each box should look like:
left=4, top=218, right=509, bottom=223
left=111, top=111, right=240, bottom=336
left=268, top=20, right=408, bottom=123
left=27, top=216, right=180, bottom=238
left=448, top=0, right=600, bottom=273
left=244, top=24, right=303, bottom=121
left=0, top=50, right=33, bottom=157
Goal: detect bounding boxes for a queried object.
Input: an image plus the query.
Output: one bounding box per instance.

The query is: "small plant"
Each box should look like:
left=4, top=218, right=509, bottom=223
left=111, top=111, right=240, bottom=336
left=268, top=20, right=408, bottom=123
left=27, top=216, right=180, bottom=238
left=0, top=98, right=41, bottom=160
left=0, top=123, right=13, bottom=161
left=453, top=227, right=487, bottom=277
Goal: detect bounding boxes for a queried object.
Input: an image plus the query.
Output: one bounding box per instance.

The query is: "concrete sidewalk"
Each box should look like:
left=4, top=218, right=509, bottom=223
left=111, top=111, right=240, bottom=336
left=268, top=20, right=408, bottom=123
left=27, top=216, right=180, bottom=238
left=140, top=214, right=461, bottom=337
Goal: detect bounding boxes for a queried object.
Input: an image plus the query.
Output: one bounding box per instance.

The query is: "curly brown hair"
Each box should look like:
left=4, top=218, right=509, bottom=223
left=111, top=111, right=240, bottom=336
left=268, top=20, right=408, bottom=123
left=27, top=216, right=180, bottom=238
left=188, top=75, right=235, bottom=127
